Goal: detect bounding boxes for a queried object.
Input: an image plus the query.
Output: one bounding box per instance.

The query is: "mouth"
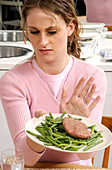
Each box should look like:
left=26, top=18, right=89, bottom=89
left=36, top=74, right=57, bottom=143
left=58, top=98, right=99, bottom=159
left=39, top=49, right=52, bottom=54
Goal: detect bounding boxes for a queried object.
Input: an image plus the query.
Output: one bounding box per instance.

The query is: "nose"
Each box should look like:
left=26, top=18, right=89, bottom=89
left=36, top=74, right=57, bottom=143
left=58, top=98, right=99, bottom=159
left=39, top=33, right=49, bottom=47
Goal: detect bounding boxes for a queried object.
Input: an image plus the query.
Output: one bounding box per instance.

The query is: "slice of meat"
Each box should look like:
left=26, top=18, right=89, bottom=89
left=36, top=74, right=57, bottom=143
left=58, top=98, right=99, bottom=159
left=63, top=117, right=91, bottom=139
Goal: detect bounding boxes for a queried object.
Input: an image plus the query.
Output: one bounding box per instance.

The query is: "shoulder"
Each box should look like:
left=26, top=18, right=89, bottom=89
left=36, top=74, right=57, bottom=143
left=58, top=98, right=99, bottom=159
left=0, top=59, right=35, bottom=95
left=72, top=55, right=105, bottom=74
left=71, top=55, right=107, bottom=85
left=12, top=58, right=34, bottom=75
left=1, top=59, right=34, bottom=81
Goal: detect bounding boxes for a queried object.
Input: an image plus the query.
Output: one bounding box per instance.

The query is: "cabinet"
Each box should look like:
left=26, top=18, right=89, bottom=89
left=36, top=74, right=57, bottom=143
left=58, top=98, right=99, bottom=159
left=0, top=0, right=23, bottom=29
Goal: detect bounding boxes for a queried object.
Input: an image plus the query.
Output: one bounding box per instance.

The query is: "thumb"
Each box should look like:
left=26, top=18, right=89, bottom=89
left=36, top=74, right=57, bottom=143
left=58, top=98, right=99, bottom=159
left=59, top=86, right=67, bottom=113
left=35, top=110, right=47, bottom=117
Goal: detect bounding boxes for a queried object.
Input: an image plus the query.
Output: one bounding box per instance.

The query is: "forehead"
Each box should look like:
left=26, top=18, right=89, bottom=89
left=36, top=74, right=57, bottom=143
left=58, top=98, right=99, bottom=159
left=26, top=7, right=66, bottom=28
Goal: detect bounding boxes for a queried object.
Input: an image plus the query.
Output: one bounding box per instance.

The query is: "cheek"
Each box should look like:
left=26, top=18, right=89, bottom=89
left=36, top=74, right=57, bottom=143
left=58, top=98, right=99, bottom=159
left=58, top=33, right=68, bottom=46
left=27, top=30, right=36, bottom=42
left=27, top=33, right=33, bottom=42
left=28, top=34, right=38, bottom=46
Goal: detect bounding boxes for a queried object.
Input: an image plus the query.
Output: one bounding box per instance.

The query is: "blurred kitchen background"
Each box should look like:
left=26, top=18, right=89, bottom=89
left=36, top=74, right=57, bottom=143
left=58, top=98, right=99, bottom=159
left=0, top=0, right=112, bottom=169
left=0, top=0, right=86, bottom=30
left=0, top=0, right=23, bottom=30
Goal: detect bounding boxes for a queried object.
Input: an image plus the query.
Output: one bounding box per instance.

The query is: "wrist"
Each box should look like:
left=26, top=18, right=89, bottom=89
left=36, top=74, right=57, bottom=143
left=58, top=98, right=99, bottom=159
left=27, top=137, right=45, bottom=153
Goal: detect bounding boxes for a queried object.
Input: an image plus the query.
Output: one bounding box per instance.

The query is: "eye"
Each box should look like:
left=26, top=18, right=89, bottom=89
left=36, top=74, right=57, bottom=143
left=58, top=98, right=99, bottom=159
left=48, top=31, right=56, bottom=35
left=30, top=30, right=39, bottom=34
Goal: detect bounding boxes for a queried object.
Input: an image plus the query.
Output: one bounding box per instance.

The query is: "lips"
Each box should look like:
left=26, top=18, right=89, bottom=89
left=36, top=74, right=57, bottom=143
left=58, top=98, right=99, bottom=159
left=39, top=49, right=52, bottom=54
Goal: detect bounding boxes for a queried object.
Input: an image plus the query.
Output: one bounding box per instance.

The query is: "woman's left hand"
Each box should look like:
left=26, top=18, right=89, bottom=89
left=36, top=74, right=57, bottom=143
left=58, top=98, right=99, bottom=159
left=59, top=76, right=100, bottom=117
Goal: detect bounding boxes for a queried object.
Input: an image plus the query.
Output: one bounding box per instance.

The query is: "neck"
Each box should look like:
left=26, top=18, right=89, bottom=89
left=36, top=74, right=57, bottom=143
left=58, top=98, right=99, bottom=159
left=35, top=54, right=70, bottom=75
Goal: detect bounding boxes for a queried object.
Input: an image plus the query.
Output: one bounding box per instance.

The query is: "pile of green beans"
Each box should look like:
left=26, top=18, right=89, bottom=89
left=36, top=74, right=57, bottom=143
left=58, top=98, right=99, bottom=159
left=27, top=112, right=103, bottom=151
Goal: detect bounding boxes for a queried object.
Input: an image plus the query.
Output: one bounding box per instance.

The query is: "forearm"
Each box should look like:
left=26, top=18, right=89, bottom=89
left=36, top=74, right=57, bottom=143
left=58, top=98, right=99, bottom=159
left=15, top=134, right=45, bottom=166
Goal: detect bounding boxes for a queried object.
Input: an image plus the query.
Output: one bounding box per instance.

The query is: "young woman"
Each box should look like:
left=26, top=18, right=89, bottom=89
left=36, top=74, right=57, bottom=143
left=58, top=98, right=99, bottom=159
left=0, top=0, right=107, bottom=167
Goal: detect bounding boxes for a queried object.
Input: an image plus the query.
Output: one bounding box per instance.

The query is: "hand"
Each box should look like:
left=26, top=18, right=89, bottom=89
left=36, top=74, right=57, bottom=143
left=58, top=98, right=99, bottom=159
left=35, top=110, right=48, bottom=117
left=27, top=137, right=45, bottom=153
left=59, top=76, right=100, bottom=117
left=27, top=110, right=47, bottom=153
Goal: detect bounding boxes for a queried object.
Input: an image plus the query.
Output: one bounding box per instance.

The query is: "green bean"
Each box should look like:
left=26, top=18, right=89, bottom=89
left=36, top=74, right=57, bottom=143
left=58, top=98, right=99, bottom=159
left=83, top=139, right=104, bottom=151
left=88, top=125, right=96, bottom=135
left=88, top=130, right=103, bottom=140
left=66, top=144, right=84, bottom=151
left=68, top=114, right=82, bottom=121
left=87, top=137, right=101, bottom=146
left=46, top=136, right=60, bottom=147
left=26, top=130, right=46, bottom=142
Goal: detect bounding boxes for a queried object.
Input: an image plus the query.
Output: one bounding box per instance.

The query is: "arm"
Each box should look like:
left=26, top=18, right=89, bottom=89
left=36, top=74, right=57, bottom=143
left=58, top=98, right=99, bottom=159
left=0, top=72, right=45, bottom=166
left=59, top=68, right=107, bottom=122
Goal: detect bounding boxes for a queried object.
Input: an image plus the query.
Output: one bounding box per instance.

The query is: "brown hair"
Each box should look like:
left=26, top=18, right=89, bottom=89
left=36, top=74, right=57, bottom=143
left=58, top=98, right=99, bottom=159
left=21, top=0, right=81, bottom=58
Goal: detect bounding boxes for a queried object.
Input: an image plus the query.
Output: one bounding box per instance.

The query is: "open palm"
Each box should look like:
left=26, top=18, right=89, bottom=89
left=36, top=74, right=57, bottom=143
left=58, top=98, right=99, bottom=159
left=59, top=76, right=100, bottom=117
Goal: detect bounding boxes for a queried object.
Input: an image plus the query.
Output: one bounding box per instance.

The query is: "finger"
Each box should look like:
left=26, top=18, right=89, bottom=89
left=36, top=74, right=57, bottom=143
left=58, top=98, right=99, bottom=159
left=59, top=86, right=67, bottom=113
left=35, top=110, right=47, bottom=117
left=73, top=77, right=86, bottom=96
left=80, top=77, right=95, bottom=98
left=84, top=83, right=96, bottom=104
left=89, top=95, right=101, bottom=112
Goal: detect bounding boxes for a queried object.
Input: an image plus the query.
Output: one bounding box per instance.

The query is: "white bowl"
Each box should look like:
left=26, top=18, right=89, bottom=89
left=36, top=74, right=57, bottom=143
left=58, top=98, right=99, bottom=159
left=82, top=22, right=105, bottom=31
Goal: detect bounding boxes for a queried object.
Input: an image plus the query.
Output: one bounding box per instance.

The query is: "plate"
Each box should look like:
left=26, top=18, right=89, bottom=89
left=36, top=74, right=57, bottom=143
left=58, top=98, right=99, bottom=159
left=25, top=113, right=112, bottom=153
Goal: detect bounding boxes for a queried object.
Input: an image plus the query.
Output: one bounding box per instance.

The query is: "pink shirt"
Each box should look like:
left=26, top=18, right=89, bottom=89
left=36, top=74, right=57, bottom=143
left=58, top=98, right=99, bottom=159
left=0, top=55, right=107, bottom=166
left=84, top=0, right=112, bottom=26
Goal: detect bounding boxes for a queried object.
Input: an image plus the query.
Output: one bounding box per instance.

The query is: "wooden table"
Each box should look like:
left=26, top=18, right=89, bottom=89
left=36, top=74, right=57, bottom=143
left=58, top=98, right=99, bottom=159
left=1, top=163, right=110, bottom=170
left=24, top=163, right=112, bottom=169
left=0, top=163, right=112, bottom=170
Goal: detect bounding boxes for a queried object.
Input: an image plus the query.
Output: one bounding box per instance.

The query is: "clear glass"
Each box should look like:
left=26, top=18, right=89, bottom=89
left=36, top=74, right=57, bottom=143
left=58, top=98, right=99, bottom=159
left=1, top=149, right=24, bottom=170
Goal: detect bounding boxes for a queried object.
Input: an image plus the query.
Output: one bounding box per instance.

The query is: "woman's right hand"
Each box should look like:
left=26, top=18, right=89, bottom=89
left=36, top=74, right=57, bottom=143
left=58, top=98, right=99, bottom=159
left=27, top=110, right=47, bottom=153
left=27, top=136, right=45, bottom=153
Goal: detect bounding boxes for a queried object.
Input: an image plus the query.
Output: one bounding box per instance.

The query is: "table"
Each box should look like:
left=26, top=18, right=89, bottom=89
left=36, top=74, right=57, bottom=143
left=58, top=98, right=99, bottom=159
left=0, top=163, right=112, bottom=170
left=24, top=163, right=112, bottom=169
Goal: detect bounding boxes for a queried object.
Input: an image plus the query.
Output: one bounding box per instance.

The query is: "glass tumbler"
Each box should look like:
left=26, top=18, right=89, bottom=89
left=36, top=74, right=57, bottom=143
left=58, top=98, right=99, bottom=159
left=1, top=149, right=24, bottom=170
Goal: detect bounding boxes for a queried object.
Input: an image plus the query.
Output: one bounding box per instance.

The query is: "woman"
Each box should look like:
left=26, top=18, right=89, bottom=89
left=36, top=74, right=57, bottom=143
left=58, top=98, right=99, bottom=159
left=0, top=0, right=107, bottom=166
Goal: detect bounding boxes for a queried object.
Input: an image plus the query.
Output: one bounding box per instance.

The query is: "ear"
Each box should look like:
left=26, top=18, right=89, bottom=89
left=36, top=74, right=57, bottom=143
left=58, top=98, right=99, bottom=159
left=67, top=19, right=75, bottom=37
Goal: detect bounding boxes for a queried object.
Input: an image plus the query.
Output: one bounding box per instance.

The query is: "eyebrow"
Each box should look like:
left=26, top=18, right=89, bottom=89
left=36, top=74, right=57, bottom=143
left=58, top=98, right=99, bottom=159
left=27, top=26, right=58, bottom=31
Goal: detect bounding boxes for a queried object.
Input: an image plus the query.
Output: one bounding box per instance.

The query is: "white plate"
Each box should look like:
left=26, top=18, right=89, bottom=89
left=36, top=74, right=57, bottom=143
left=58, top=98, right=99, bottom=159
left=25, top=113, right=112, bottom=153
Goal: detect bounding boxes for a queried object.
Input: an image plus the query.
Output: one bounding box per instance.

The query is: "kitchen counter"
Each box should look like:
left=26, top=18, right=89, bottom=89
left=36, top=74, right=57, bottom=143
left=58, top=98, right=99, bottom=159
left=0, top=41, right=33, bottom=70
left=77, top=16, right=112, bottom=71
left=84, top=36, right=112, bottom=71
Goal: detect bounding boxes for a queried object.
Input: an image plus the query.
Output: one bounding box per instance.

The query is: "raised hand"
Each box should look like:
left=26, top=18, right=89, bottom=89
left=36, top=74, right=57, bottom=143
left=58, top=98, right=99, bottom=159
left=59, top=76, right=100, bottom=117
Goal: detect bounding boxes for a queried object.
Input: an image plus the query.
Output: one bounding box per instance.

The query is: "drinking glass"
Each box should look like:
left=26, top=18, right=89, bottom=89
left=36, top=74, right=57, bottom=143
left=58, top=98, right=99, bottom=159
left=1, top=149, right=24, bottom=170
